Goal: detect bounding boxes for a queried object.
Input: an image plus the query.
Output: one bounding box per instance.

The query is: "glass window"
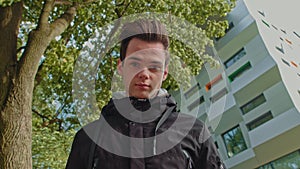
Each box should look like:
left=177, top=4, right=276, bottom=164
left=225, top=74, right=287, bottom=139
left=291, top=61, right=298, bottom=68
left=215, top=141, right=219, bottom=149
left=257, top=149, right=300, bottom=169
left=241, top=93, right=266, bottom=115
left=247, top=111, right=273, bottom=131
left=261, top=19, right=270, bottom=28
left=222, top=125, right=247, bottom=158
left=285, top=38, right=292, bottom=45
left=184, top=83, right=201, bottom=99
left=272, top=25, right=278, bottom=30
left=224, top=48, right=246, bottom=68
left=225, top=22, right=234, bottom=33
left=228, top=62, right=251, bottom=82
left=257, top=10, right=265, bottom=17
left=210, top=88, right=228, bottom=103
left=187, top=96, right=205, bottom=111
left=293, top=31, right=300, bottom=38
left=276, top=44, right=285, bottom=54
left=281, top=58, right=290, bottom=66
left=205, top=74, right=222, bottom=91
left=281, top=29, right=287, bottom=34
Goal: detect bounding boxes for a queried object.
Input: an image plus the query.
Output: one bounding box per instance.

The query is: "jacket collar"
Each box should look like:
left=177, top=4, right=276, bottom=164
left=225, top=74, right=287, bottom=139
left=101, top=89, right=176, bottom=123
left=111, top=88, right=170, bottom=100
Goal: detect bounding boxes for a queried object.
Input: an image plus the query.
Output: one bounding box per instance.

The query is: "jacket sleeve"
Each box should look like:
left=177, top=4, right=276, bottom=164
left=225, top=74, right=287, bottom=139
left=195, top=125, right=226, bottom=169
left=65, top=129, right=91, bottom=169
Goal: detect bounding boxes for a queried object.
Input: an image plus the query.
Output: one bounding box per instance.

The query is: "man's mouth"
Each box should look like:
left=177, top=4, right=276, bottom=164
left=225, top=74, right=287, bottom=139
left=135, top=83, right=150, bottom=88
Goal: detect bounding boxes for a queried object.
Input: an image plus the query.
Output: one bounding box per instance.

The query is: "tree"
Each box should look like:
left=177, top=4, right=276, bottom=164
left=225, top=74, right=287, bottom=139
left=0, top=0, right=235, bottom=168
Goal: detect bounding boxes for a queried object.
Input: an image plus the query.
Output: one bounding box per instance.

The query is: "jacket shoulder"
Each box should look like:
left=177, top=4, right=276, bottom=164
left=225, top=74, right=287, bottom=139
left=65, top=120, right=101, bottom=169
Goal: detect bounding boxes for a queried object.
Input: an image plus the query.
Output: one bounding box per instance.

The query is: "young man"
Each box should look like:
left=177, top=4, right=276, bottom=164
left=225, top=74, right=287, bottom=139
left=66, top=19, right=225, bottom=169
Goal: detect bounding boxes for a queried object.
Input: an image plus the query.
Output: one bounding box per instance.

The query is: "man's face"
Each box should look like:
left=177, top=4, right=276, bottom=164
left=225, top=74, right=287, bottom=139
left=117, top=38, right=168, bottom=99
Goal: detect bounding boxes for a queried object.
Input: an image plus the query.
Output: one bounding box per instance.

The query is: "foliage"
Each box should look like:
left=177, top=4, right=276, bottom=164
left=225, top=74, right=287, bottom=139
left=32, top=113, right=76, bottom=169
left=0, top=0, right=20, bottom=7
left=9, top=0, right=236, bottom=168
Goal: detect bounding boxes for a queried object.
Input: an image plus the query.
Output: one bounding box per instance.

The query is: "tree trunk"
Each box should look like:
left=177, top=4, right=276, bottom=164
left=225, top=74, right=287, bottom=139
left=0, top=2, right=31, bottom=169
left=0, top=1, right=76, bottom=168
left=0, top=85, right=33, bottom=169
left=0, top=28, right=53, bottom=168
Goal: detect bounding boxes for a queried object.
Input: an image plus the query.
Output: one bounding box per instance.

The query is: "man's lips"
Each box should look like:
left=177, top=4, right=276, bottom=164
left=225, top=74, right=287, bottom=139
left=135, top=83, right=150, bottom=88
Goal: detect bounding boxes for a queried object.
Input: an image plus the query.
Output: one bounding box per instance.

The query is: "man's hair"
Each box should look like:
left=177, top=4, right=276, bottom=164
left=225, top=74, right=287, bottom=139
left=119, top=19, right=170, bottom=63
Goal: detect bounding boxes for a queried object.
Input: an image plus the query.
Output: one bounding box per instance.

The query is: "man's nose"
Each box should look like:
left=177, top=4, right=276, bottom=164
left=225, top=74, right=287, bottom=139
left=137, top=67, right=150, bottom=79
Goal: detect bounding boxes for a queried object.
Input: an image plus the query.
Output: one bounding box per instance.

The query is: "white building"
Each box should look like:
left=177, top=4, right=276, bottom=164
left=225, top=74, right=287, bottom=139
left=177, top=0, right=300, bottom=168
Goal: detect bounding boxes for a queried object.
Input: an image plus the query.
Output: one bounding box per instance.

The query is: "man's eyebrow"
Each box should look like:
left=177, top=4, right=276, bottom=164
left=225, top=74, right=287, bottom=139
left=126, top=57, right=163, bottom=65
left=149, top=60, right=163, bottom=65
left=126, top=56, right=142, bottom=61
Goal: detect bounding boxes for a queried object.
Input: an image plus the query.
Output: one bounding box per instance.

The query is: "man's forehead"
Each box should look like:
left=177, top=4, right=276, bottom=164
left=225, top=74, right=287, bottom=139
left=126, top=48, right=167, bottom=59
left=125, top=56, right=164, bottom=64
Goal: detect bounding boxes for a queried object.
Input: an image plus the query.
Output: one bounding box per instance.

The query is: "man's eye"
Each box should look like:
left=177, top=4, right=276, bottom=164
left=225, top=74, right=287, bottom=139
left=148, top=66, right=163, bottom=72
left=129, top=62, right=140, bottom=67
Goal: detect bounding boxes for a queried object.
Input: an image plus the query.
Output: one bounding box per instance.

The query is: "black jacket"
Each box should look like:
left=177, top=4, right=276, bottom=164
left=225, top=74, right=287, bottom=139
left=66, top=94, right=225, bottom=169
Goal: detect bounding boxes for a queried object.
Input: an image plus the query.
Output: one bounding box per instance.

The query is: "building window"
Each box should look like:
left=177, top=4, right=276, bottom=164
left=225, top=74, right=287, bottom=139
left=241, top=93, right=266, bottom=115
left=272, top=25, right=278, bottom=30
left=215, top=141, right=219, bottom=149
left=281, top=29, right=287, bottom=34
left=225, top=22, right=234, bottom=33
left=210, top=88, right=228, bottom=103
left=282, top=58, right=290, bottom=66
left=187, top=96, right=204, bottom=111
left=293, top=31, right=300, bottom=39
left=285, top=38, right=292, bottom=45
left=291, top=61, right=298, bottom=68
left=246, top=111, right=273, bottom=131
left=222, top=125, right=247, bottom=158
left=261, top=19, right=270, bottom=28
left=228, top=62, right=251, bottom=82
left=257, top=10, right=265, bottom=17
left=257, top=149, right=300, bottom=169
left=224, top=48, right=246, bottom=68
left=276, top=43, right=285, bottom=54
left=205, top=74, right=222, bottom=91
left=184, top=83, right=201, bottom=99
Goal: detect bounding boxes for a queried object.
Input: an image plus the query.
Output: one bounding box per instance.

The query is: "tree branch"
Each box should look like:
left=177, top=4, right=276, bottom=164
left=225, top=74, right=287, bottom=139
left=0, top=2, right=23, bottom=110
left=54, top=0, right=72, bottom=5
left=17, top=46, right=26, bottom=54
left=33, top=59, right=45, bottom=89
left=32, top=109, right=50, bottom=121
left=54, top=96, right=69, bottom=117
left=114, top=0, right=132, bottom=18
left=122, top=0, right=132, bottom=14
left=50, top=5, right=76, bottom=37
left=38, top=0, right=55, bottom=30
left=75, top=0, right=98, bottom=8
left=116, top=0, right=125, bottom=6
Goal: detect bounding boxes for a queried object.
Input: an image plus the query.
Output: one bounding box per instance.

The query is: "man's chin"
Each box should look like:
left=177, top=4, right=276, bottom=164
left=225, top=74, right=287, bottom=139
left=130, top=91, right=156, bottom=99
left=132, top=94, right=150, bottom=99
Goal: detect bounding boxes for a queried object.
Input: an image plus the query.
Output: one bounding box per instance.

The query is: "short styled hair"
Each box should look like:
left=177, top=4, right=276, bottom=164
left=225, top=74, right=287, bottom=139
left=119, top=19, right=170, bottom=63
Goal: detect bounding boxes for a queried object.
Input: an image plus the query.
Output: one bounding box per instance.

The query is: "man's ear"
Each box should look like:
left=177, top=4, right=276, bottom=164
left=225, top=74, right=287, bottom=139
left=117, top=59, right=123, bottom=75
left=162, top=65, right=168, bottom=81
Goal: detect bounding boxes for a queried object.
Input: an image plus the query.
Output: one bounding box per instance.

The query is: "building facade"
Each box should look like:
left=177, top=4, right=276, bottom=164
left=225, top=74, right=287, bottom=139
left=176, top=0, right=300, bottom=168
